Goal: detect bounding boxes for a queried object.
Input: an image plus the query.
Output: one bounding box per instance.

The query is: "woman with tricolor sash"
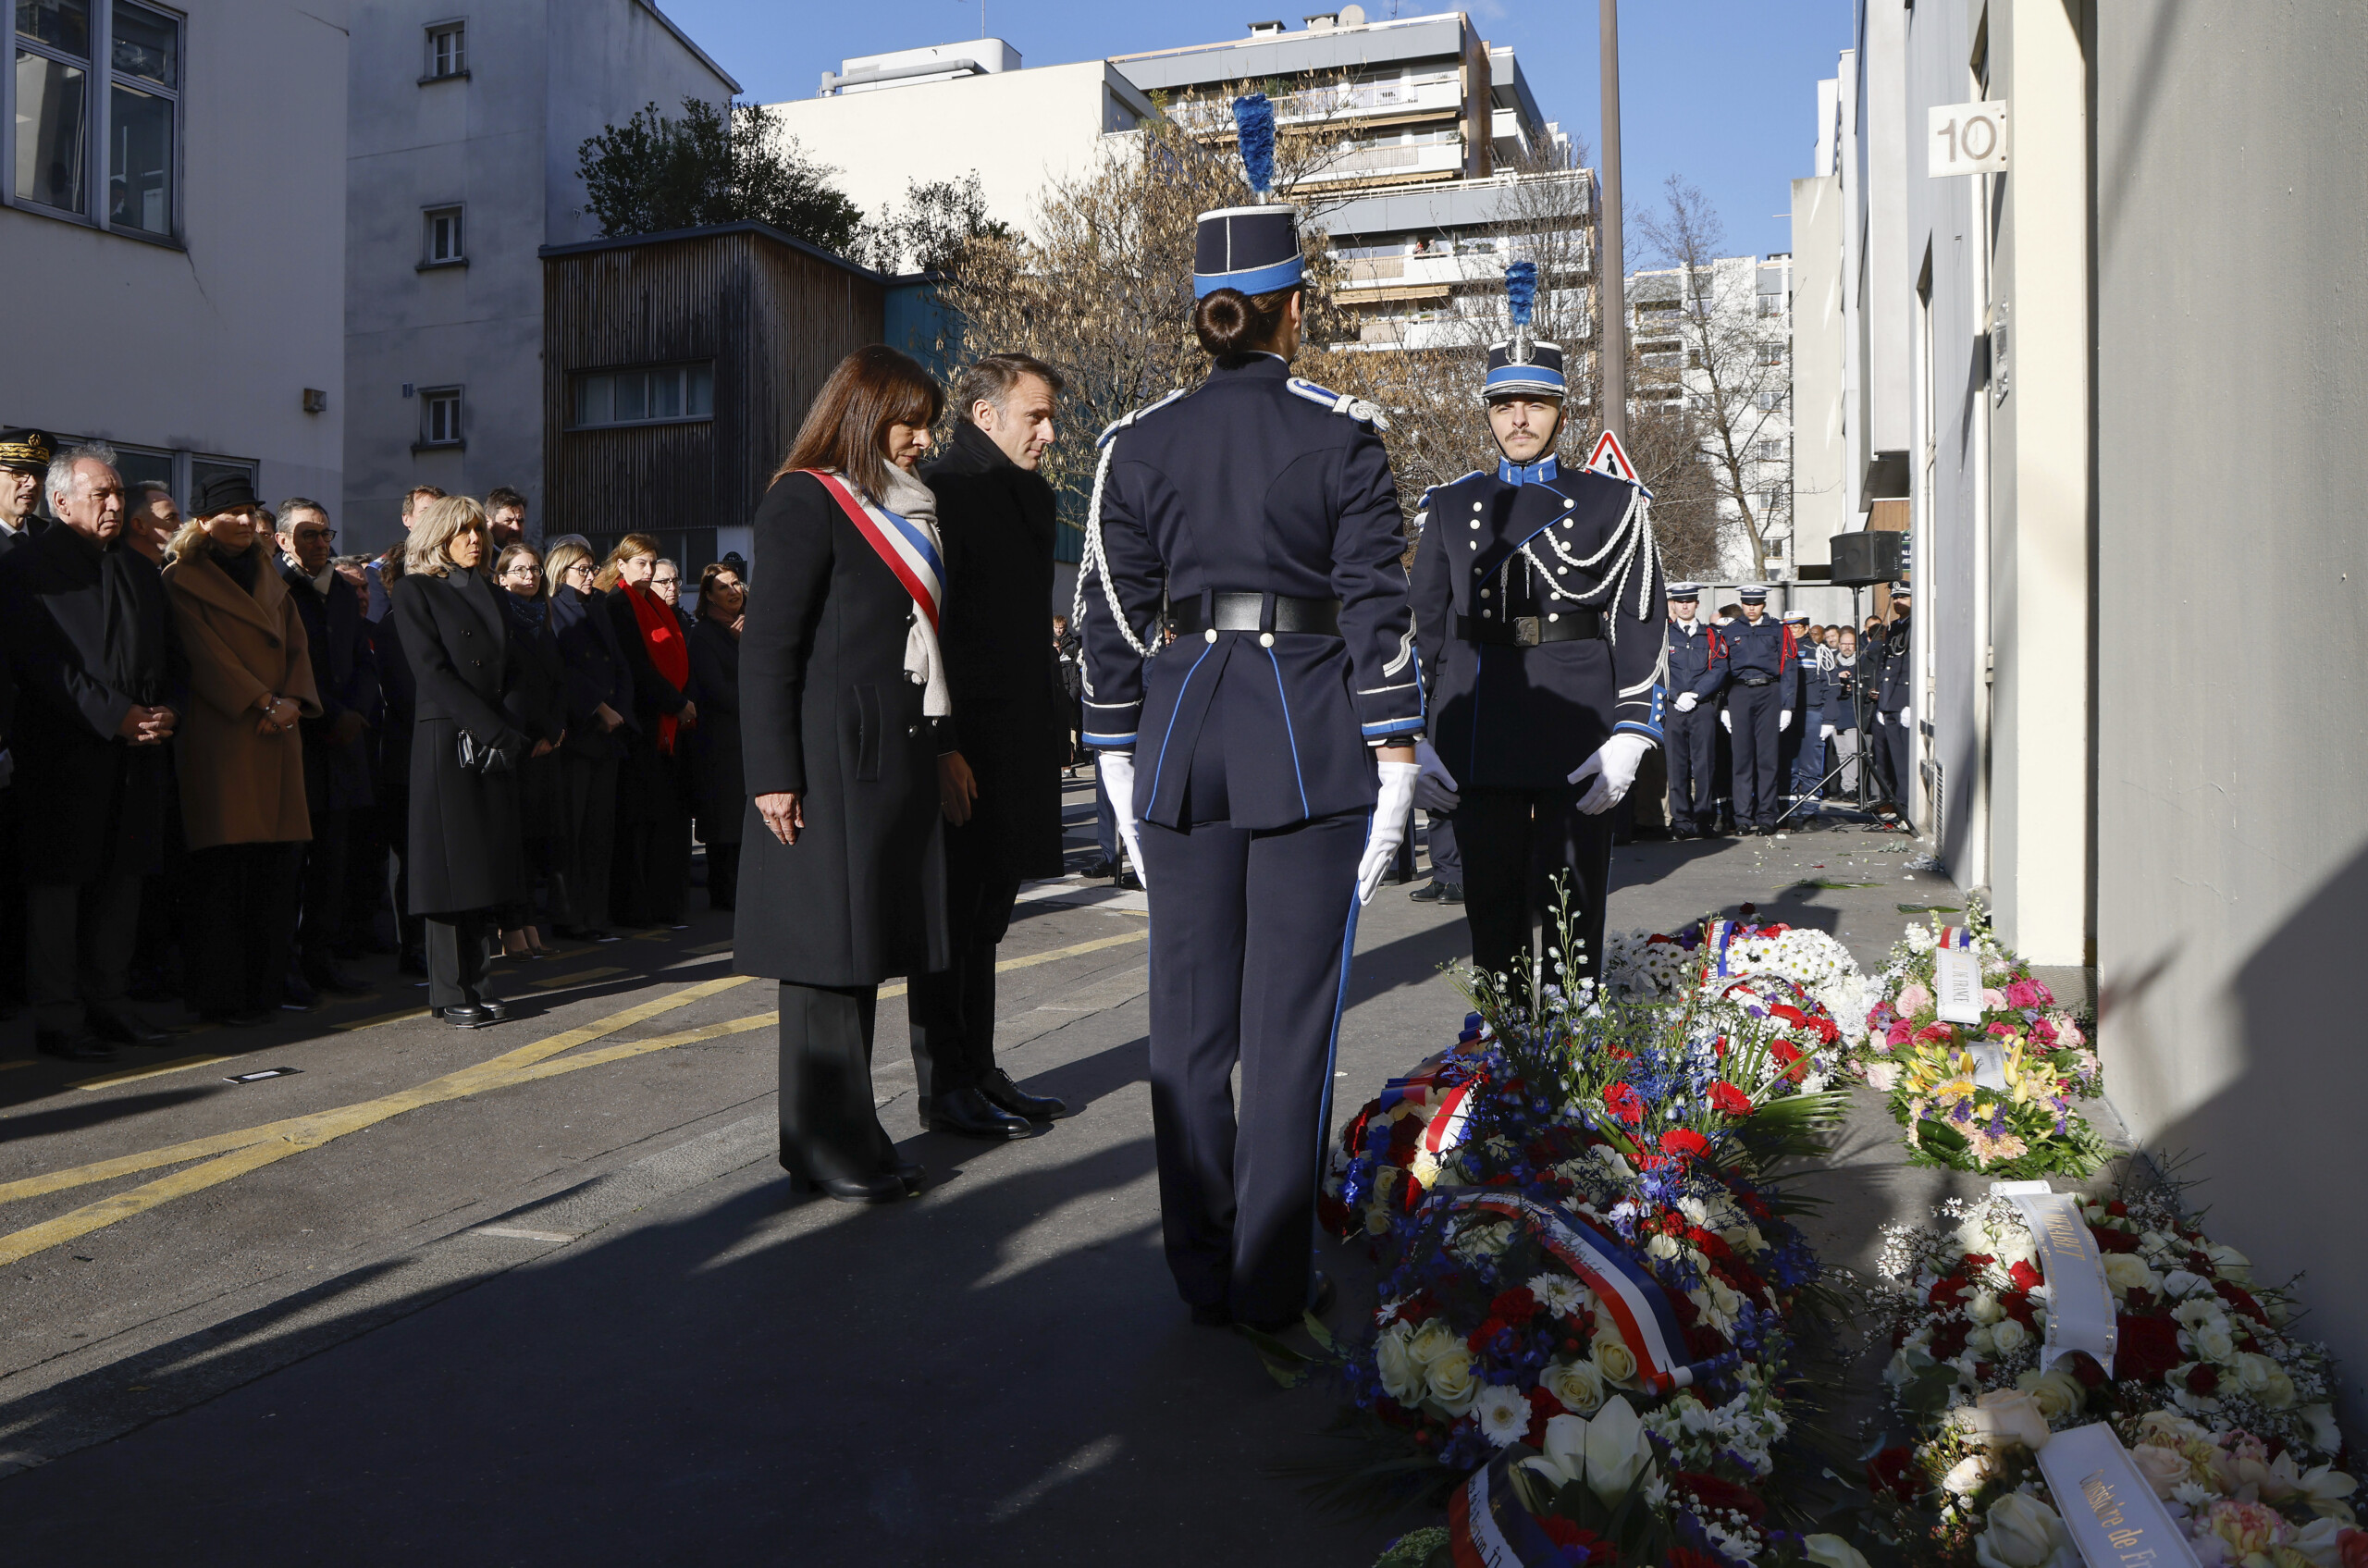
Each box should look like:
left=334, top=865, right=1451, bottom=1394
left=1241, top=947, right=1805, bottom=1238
left=735, top=345, right=952, bottom=1205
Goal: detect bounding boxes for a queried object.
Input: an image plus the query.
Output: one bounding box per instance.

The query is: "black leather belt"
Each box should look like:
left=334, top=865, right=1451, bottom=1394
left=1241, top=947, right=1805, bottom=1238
left=1734, top=674, right=1776, bottom=687
left=1457, top=608, right=1601, bottom=648
left=1166, top=591, right=1341, bottom=637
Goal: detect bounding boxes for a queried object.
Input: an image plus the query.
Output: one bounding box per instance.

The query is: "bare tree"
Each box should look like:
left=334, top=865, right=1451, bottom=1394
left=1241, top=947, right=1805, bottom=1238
left=1633, top=175, right=1790, bottom=577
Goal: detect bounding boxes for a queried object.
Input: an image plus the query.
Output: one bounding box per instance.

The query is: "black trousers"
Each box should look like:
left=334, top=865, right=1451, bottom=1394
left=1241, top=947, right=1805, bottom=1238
left=1665, top=705, right=1718, bottom=831
left=550, top=750, right=619, bottom=930
left=906, top=821, right=1021, bottom=1110
left=185, top=842, right=302, bottom=1017
left=27, top=873, right=142, bottom=1036
left=1138, top=809, right=1365, bottom=1326
left=296, top=806, right=349, bottom=973
left=706, top=838, right=740, bottom=911
left=777, top=981, right=896, bottom=1184
left=1727, top=683, right=1784, bottom=827
left=1877, top=711, right=1916, bottom=812
left=1426, top=812, right=1460, bottom=882
left=425, top=910, right=494, bottom=1011
left=611, top=753, right=690, bottom=926
left=1456, top=784, right=1614, bottom=988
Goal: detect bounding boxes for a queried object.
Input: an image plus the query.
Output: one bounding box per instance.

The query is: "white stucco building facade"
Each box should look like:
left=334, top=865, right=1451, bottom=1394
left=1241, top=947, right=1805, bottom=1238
left=0, top=0, right=350, bottom=508
left=342, top=0, right=736, bottom=551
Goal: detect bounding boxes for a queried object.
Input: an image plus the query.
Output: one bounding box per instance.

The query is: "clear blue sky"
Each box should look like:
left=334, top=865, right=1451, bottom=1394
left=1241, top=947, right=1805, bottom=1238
left=660, top=0, right=1855, bottom=260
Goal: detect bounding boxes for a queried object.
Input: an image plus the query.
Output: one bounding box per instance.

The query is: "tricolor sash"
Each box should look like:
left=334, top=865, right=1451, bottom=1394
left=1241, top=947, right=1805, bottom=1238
left=1433, top=1190, right=1714, bottom=1395
left=1449, top=1453, right=1568, bottom=1568
left=801, top=469, right=944, bottom=630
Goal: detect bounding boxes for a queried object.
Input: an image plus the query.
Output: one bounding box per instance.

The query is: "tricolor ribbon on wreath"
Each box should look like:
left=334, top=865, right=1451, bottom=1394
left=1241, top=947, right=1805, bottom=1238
left=798, top=469, right=944, bottom=629
left=1449, top=1451, right=1573, bottom=1568
left=1429, top=1190, right=1720, bottom=1396
left=1934, top=924, right=1977, bottom=951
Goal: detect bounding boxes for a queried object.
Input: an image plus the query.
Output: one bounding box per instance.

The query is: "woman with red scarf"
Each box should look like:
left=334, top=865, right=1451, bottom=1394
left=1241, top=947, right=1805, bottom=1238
left=599, top=533, right=697, bottom=926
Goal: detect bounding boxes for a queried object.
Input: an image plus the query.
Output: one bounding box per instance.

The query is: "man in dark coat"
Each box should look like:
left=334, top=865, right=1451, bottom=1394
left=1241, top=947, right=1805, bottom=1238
left=278, top=500, right=377, bottom=996
left=0, top=444, right=184, bottom=1059
left=369, top=570, right=426, bottom=973
left=908, top=354, right=1074, bottom=1140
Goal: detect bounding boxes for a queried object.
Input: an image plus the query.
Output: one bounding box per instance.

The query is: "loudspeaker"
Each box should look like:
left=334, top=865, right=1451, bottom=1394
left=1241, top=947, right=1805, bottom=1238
left=1827, top=529, right=1905, bottom=586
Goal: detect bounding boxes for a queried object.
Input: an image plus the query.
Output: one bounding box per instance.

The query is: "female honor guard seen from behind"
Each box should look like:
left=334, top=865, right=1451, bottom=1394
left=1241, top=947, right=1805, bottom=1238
left=1406, top=262, right=1669, bottom=992
left=1076, top=95, right=1423, bottom=1336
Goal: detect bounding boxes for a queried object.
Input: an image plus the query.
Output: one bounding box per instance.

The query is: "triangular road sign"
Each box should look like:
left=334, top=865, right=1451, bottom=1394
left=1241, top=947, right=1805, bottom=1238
left=1584, top=429, right=1649, bottom=494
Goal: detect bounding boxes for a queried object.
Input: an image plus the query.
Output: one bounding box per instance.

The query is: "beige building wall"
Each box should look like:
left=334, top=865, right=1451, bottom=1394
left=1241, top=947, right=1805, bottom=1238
left=1788, top=173, right=1853, bottom=626
left=2090, top=2, right=2368, bottom=1424
left=763, top=62, right=1155, bottom=242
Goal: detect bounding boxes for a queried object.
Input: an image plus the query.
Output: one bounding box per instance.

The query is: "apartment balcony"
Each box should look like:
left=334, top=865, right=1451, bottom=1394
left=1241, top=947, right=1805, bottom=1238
left=1303, top=137, right=1470, bottom=186
left=1167, top=72, right=1465, bottom=136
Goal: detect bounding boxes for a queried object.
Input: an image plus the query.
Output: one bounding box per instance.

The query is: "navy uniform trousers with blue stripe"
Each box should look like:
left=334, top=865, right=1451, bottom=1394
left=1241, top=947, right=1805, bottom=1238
left=1080, top=355, right=1422, bottom=1326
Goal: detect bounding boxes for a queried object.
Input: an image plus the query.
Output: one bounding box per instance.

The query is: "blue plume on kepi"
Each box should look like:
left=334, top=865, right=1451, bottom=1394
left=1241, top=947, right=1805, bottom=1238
left=1505, top=260, right=1538, bottom=328
left=1232, top=93, right=1276, bottom=196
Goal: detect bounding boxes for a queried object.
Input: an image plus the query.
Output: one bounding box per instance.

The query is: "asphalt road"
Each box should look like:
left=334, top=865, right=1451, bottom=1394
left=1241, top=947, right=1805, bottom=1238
left=0, top=788, right=2033, bottom=1564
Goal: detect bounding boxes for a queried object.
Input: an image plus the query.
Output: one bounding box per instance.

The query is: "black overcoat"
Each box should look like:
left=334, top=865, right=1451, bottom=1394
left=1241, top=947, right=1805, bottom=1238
left=550, top=583, right=635, bottom=760
left=369, top=606, right=416, bottom=815
left=684, top=614, right=744, bottom=843
left=0, top=524, right=180, bottom=885
left=924, top=420, right=1067, bottom=882
left=281, top=561, right=378, bottom=814
left=605, top=585, right=691, bottom=822
left=498, top=594, right=569, bottom=845
left=392, top=570, right=530, bottom=917
left=734, top=471, right=947, bottom=987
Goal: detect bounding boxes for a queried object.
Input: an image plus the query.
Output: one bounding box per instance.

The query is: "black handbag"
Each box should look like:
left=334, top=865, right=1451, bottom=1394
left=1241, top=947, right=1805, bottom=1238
left=456, top=728, right=516, bottom=775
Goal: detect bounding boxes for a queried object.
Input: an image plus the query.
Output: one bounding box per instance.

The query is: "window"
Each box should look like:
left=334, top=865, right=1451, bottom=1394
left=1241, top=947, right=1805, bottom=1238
left=1754, top=390, right=1786, bottom=412
left=1753, top=440, right=1784, bottom=463
left=419, top=387, right=462, bottom=448
left=572, top=364, right=715, bottom=428
left=1757, top=342, right=1786, bottom=365
left=423, top=204, right=464, bottom=265
left=11, top=1, right=179, bottom=236
left=425, top=20, right=464, bottom=80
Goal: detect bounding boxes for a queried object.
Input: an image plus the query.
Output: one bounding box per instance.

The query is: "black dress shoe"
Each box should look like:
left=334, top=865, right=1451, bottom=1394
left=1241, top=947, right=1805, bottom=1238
left=1079, top=858, right=1116, bottom=880
left=894, top=1161, right=926, bottom=1196
left=928, top=1085, right=1042, bottom=1141
left=1115, top=868, right=1143, bottom=891
left=438, top=1004, right=497, bottom=1028
left=791, top=1170, right=906, bottom=1204
left=35, top=1031, right=117, bottom=1063
left=1407, top=879, right=1449, bottom=903
left=303, top=963, right=374, bottom=996
left=980, top=1068, right=1067, bottom=1121
left=87, top=1009, right=180, bottom=1046
left=1435, top=882, right=1464, bottom=905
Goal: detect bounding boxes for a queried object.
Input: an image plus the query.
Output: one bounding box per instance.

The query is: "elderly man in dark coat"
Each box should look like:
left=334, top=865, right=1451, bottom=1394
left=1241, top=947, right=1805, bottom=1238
left=906, top=354, right=1075, bottom=1140
left=278, top=500, right=377, bottom=998
left=0, top=443, right=183, bottom=1059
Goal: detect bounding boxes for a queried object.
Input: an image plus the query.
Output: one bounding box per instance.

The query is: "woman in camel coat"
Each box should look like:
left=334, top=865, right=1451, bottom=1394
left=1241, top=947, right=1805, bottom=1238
left=163, top=474, right=322, bottom=1024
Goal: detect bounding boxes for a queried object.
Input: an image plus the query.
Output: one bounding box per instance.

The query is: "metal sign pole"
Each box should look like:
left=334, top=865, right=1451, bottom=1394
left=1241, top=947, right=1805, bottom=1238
left=1597, top=0, right=1628, bottom=446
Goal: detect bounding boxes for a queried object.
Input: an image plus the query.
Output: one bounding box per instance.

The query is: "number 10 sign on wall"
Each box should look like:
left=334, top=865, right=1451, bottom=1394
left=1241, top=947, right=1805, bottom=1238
left=1929, top=100, right=2010, bottom=177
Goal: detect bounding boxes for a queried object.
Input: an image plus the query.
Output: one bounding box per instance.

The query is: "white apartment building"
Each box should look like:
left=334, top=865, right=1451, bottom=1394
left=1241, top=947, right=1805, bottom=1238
left=342, top=0, right=737, bottom=552
left=1, top=0, right=349, bottom=506
left=761, top=42, right=1157, bottom=247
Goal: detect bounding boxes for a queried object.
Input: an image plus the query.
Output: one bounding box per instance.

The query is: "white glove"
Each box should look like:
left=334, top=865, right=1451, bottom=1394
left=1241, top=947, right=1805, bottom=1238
left=1779, top=710, right=1794, bottom=733
left=1098, top=751, right=1148, bottom=892
left=1357, top=760, right=1420, bottom=905
left=1673, top=691, right=1699, bottom=713
left=1820, top=723, right=1835, bottom=740
left=1412, top=737, right=1461, bottom=813
left=1567, top=733, right=1654, bottom=816
left=1720, top=710, right=1732, bottom=733
left=1902, top=704, right=1914, bottom=729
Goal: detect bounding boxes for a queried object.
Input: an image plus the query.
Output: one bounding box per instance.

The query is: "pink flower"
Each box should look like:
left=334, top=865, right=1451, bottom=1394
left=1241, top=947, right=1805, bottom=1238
left=1896, top=982, right=1932, bottom=1017
left=1864, top=1060, right=1902, bottom=1092
left=2204, top=1500, right=2293, bottom=1557
left=1986, top=1020, right=2017, bottom=1038
left=1886, top=1021, right=1914, bottom=1047
left=2004, top=978, right=2049, bottom=1009
left=1982, top=987, right=2009, bottom=1010
left=2029, top=1016, right=2059, bottom=1045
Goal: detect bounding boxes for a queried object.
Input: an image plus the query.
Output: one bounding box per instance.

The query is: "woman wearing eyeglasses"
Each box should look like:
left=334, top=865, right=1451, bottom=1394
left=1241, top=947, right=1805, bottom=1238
left=493, top=543, right=567, bottom=957
left=542, top=536, right=635, bottom=943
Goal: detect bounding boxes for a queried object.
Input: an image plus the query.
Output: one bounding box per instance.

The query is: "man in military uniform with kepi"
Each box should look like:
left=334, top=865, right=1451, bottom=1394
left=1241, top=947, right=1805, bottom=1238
left=1660, top=583, right=1720, bottom=838
left=1407, top=262, right=1668, bottom=988
left=1712, top=584, right=1798, bottom=834
left=0, top=428, right=57, bottom=1021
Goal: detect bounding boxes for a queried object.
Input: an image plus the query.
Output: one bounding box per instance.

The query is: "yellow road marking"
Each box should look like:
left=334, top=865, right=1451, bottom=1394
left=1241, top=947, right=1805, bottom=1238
left=685, top=940, right=734, bottom=956
left=0, top=936, right=1147, bottom=1263
left=68, top=1054, right=241, bottom=1092
left=527, top=966, right=625, bottom=990
left=330, top=1006, right=431, bottom=1032
left=0, top=1060, right=39, bottom=1073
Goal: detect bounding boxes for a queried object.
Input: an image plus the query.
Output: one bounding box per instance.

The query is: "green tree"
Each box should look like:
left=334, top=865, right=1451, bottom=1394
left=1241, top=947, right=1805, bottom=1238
left=858, top=173, right=1014, bottom=275
left=575, top=98, right=863, bottom=253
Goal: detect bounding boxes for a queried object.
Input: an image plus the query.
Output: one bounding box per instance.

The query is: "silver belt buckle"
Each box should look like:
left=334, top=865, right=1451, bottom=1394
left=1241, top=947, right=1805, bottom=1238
left=1512, top=616, right=1541, bottom=647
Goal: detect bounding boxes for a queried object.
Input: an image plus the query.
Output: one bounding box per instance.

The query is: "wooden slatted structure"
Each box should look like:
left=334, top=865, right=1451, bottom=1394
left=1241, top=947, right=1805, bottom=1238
left=540, top=222, right=889, bottom=552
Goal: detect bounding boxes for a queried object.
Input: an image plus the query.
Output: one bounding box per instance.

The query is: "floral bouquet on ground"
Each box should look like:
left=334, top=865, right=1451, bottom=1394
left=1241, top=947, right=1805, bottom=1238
left=1281, top=900, right=1854, bottom=1566
left=1860, top=1178, right=2357, bottom=1567
left=1604, top=914, right=1869, bottom=1035
left=1851, top=913, right=2109, bottom=1179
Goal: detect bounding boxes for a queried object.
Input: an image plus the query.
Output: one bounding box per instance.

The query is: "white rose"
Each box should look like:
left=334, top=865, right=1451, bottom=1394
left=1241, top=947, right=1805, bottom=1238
left=2192, top=1320, right=2237, bottom=1364
left=1424, top=1347, right=1480, bottom=1416
left=1973, top=1492, right=2075, bottom=1568
left=2207, top=1242, right=2252, bottom=1282
left=1942, top=1452, right=1996, bottom=1497
left=2301, top=1404, right=2343, bottom=1455
left=1407, top=1319, right=1460, bottom=1367
left=1592, top=1335, right=1640, bottom=1387
left=1803, top=1537, right=1874, bottom=1568
left=2014, top=1367, right=2087, bottom=1422
left=1542, top=1357, right=1607, bottom=1415
left=2233, top=1351, right=2278, bottom=1397
left=2101, top=1253, right=2161, bottom=1298
left=1990, top=1317, right=2029, bottom=1356
left=1967, top=1290, right=2006, bottom=1326
left=2130, top=1442, right=2189, bottom=1499
left=1952, top=1389, right=2053, bottom=1452
left=1375, top=1325, right=1424, bottom=1405
left=1966, top=1324, right=1997, bottom=1357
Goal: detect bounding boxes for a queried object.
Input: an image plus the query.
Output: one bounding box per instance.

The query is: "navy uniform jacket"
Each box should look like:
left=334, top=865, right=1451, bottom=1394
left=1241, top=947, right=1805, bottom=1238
left=1408, top=459, right=1665, bottom=790
left=1714, top=614, right=1800, bottom=709
left=1665, top=618, right=1721, bottom=702
left=1875, top=614, right=1913, bottom=712
left=1799, top=648, right=1831, bottom=710
left=1079, top=355, right=1423, bottom=831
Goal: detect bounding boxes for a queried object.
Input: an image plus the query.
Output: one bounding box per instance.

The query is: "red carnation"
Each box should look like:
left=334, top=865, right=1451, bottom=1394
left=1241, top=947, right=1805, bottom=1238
left=1677, top=1470, right=1768, bottom=1525
left=1868, top=1445, right=1921, bottom=1504
left=2114, top=1314, right=2183, bottom=1382
left=1914, top=1022, right=1956, bottom=1044
left=1535, top=1516, right=1613, bottom=1563
left=1930, top=1320, right=1971, bottom=1361
left=1527, top=1385, right=1561, bottom=1446
left=1602, top=1082, right=1647, bottom=1126
left=2214, top=1278, right=2269, bottom=1324
left=1999, top=1290, right=2038, bottom=1329
left=1668, top=1549, right=1727, bottom=1568
left=1659, top=1128, right=1712, bottom=1161
left=1491, top=1287, right=1542, bottom=1325
left=1928, top=1273, right=1970, bottom=1311
left=1708, top=1080, right=1756, bottom=1117
left=2090, top=1225, right=2139, bottom=1254
left=2008, top=1259, right=2044, bottom=1292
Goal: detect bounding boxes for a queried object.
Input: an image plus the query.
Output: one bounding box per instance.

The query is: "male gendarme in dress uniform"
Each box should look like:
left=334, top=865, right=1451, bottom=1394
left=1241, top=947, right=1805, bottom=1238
left=1661, top=584, right=1722, bottom=837
left=1406, top=263, right=1668, bottom=987
left=1714, top=585, right=1798, bottom=833
left=1077, top=95, right=1422, bottom=1334
left=0, top=427, right=56, bottom=553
